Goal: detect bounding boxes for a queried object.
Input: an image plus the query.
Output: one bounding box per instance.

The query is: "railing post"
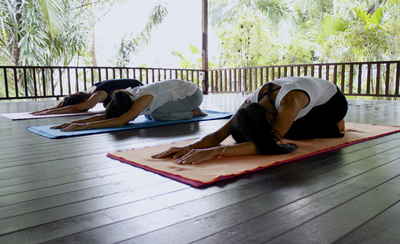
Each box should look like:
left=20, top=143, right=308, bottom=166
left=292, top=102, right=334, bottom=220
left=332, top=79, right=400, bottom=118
left=201, top=0, right=209, bottom=94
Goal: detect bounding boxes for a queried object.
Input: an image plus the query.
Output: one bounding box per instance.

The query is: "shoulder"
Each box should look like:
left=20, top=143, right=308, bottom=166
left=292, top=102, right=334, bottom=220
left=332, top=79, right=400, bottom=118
left=282, top=90, right=310, bottom=109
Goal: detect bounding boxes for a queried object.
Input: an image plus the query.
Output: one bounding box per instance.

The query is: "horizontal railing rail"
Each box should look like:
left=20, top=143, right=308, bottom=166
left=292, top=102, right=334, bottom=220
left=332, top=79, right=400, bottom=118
left=0, top=66, right=205, bottom=100
left=209, top=60, right=400, bottom=97
left=1, top=61, right=400, bottom=99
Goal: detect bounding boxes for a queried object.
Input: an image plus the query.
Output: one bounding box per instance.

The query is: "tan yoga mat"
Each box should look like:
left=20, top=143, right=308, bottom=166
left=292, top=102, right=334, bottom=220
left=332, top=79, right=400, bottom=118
left=108, top=123, right=400, bottom=187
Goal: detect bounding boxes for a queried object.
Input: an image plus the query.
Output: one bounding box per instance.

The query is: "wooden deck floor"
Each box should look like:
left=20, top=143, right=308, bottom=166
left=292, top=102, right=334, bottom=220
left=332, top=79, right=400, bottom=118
left=1, top=94, right=400, bottom=244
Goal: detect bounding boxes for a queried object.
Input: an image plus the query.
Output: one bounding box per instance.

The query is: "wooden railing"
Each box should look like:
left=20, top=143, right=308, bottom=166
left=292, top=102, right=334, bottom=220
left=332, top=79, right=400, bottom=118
left=0, top=66, right=205, bottom=100
left=1, top=61, right=400, bottom=100
left=209, top=60, right=400, bottom=97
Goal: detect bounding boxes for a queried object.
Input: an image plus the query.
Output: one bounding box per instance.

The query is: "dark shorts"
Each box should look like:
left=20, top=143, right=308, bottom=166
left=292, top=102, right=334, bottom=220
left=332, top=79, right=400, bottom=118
left=285, top=87, right=348, bottom=140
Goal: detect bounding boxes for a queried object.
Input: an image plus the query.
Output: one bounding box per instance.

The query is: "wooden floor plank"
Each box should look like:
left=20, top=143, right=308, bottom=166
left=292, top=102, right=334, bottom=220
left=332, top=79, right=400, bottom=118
left=265, top=176, right=400, bottom=244
left=117, top=149, right=400, bottom=244
left=1, top=97, right=400, bottom=244
left=40, top=139, right=400, bottom=244
left=335, top=201, right=400, bottom=244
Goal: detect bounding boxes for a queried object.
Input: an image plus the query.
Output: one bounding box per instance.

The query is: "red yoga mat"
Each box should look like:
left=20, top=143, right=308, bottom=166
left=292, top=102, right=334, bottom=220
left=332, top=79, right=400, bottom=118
left=108, top=123, right=400, bottom=188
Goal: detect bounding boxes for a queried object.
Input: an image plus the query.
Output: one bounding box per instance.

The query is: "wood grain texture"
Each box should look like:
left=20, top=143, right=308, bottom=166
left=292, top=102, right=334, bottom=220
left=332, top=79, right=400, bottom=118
left=1, top=95, right=400, bottom=244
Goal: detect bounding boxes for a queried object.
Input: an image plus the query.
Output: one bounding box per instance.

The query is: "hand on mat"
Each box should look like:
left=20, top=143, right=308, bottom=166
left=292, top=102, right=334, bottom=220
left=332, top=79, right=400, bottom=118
left=175, top=148, right=220, bottom=164
left=152, top=146, right=193, bottom=159
left=61, top=123, right=88, bottom=131
left=51, top=122, right=72, bottom=129
left=51, top=122, right=88, bottom=131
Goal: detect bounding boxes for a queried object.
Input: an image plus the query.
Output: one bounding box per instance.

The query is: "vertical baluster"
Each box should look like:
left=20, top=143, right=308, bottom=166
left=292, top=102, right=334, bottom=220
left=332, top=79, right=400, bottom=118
left=318, top=64, right=322, bottom=78
left=248, top=68, right=252, bottom=92
left=33, top=68, right=38, bottom=97
left=83, top=68, right=87, bottom=91
left=357, top=64, right=362, bottom=95
left=13, top=67, right=19, bottom=97
left=140, top=68, right=144, bottom=83
left=349, top=64, right=354, bottom=95
left=376, top=63, right=381, bottom=95
left=260, top=67, right=264, bottom=88
left=23, top=67, right=28, bottom=97
left=75, top=68, right=79, bottom=92
left=385, top=62, right=390, bottom=96
left=325, top=65, right=330, bottom=81
left=59, top=68, right=63, bottom=96
left=341, top=64, right=345, bottom=92
left=90, top=68, right=95, bottom=86
left=50, top=68, right=55, bottom=96
left=366, top=63, right=371, bottom=95
left=98, top=67, right=102, bottom=81
left=333, top=65, right=338, bottom=85
left=224, top=69, right=228, bottom=92
left=3, top=68, right=9, bottom=98
left=395, top=62, right=400, bottom=96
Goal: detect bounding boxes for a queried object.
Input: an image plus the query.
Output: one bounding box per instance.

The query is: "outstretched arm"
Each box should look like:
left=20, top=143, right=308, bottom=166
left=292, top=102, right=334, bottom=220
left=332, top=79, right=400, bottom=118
left=54, top=95, right=153, bottom=131
left=31, top=91, right=107, bottom=115
left=172, top=141, right=257, bottom=164
left=51, top=114, right=107, bottom=129
left=152, top=115, right=234, bottom=160
left=152, top=99, right=251, bottom=160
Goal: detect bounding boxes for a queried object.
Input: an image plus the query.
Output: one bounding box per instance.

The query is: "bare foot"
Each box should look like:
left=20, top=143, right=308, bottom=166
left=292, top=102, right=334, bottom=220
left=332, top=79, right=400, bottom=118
left=192, top=108, right=207, bottom=117
left=337, top=120, right=345, bottom=133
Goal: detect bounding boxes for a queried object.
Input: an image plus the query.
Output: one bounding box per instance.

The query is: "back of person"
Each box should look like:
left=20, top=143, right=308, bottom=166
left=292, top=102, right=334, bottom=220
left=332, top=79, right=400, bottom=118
left=127, top=79, right=199, bottom=115
left=93, top=79, right=143, bottom=106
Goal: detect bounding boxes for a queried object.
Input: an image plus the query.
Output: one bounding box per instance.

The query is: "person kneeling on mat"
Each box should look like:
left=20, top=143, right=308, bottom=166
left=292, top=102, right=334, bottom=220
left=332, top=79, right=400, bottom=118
left=52, top=79, right=207, bottom=131
left=32, top=78, right=143, bottom=115
left=153, top=76, right=348, bottom=164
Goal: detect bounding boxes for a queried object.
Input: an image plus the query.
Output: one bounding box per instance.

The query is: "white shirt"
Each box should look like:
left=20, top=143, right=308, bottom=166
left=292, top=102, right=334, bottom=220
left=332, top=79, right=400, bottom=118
left=126, top=79, right=199, bottom=114
left=246, top=77, right=338, bottom=120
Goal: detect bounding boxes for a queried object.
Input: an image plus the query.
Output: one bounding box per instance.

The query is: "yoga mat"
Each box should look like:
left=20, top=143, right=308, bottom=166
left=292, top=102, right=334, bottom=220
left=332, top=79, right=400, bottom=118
left=1, top=110, right=104, bottom=120
left=27, top=110, right=232, bottom=139
left=108, top=123, right=400, bottom=188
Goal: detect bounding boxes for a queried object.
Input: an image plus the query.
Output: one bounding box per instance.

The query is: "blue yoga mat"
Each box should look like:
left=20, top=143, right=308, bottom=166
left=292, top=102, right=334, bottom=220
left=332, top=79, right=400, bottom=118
left=27, top=110, right=232, bottom=139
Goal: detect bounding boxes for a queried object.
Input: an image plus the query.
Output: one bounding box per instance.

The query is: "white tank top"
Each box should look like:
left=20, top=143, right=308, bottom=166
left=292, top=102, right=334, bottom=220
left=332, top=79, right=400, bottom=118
left=126, top=79, right=199, bottom=114
left=246, top=77, right=338, bottom=120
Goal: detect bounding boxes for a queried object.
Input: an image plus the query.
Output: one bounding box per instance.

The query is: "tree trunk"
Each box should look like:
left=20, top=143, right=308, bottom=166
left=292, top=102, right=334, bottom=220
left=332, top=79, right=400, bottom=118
left=11, top=0, right=23, bottom=66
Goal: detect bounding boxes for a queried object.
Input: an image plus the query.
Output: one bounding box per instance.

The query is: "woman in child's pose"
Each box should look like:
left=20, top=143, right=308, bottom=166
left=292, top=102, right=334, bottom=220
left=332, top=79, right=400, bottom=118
left=32, top=78, right=143, bottom=115
left=153, top=76, right=348, bottom=164
left=53, top=79, right=207, bottom=131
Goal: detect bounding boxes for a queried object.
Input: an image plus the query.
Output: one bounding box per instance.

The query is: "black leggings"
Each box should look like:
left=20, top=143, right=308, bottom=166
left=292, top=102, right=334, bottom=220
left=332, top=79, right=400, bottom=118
left=285, top=88, right=348, bottom=140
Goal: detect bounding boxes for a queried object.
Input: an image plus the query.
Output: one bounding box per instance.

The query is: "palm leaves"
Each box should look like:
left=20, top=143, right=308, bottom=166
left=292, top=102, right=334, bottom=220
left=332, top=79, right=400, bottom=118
left=116, top=2, right=168, bottom=67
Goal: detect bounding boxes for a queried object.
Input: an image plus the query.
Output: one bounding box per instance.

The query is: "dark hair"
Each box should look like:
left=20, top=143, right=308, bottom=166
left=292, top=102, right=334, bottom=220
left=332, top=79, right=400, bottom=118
left=105, top=90, right=134, bottom=118
left=61, top=92, right=91, bottom=107
left=230, top=103, right=297, bottom=155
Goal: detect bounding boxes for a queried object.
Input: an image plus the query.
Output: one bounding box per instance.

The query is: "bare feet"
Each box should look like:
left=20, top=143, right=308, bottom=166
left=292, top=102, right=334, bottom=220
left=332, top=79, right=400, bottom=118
left=192, top=108, right=207, bottom=117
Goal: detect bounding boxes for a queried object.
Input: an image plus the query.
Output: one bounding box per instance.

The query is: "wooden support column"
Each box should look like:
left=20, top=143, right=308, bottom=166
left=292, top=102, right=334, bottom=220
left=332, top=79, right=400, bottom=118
left=201, top=0, right=209, bottom=94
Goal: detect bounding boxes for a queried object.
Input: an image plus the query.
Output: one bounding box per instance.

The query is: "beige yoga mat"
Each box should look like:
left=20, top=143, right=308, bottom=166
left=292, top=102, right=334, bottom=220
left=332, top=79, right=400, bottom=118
left=108, top=123, right=400, bottom=187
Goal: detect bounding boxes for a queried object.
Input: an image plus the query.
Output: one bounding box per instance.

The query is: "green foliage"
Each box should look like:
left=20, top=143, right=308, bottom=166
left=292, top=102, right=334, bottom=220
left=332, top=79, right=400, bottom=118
left=0, top=0, right=89, bottom=66
left=116, top=2, right=168, bottom=67
left=205, top=0, right=400, bottom=67
left=171, top=44, right=203, bottom=69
